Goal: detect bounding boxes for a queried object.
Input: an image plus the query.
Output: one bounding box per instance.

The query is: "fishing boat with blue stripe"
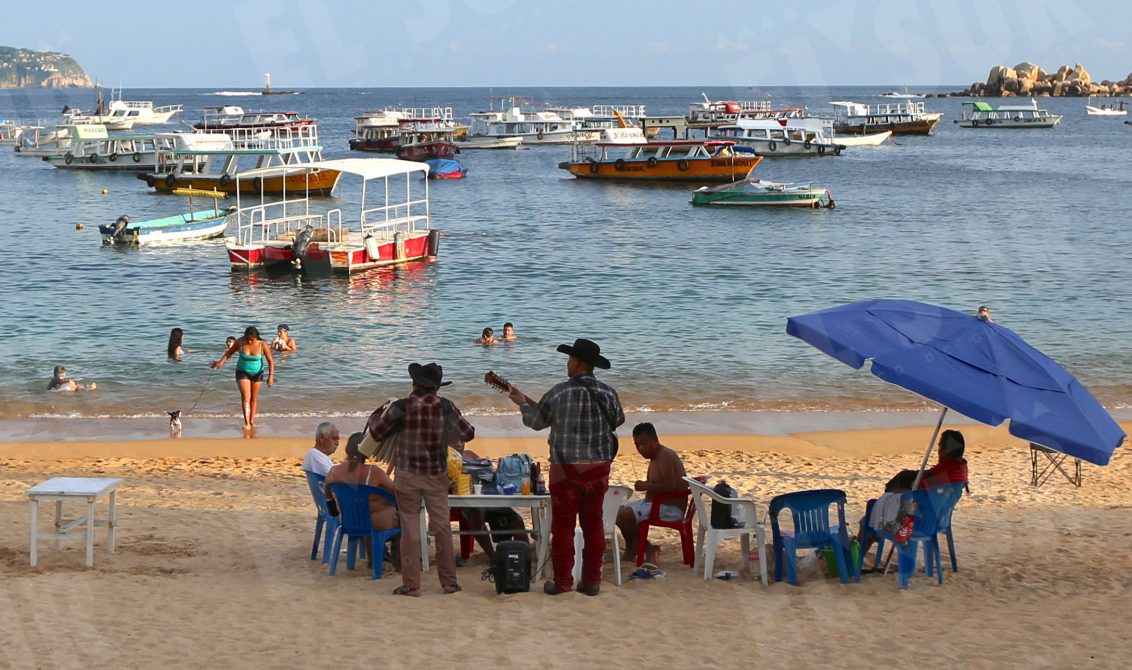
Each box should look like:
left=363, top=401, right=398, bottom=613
left=100, top=188, right=234, bottom=246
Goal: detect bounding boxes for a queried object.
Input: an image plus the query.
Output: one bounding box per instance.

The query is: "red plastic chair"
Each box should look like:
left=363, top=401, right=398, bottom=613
left=451, top=509, right=474, bottom=560
left=636, top=489, right=695, bottom=567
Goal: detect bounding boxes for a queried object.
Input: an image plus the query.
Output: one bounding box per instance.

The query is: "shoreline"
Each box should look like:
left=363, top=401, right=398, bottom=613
left=0, top=408, right=992, bottom=443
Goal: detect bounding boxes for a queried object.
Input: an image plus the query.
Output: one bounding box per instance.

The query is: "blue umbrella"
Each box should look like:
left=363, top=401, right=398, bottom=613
left=786, top=300, right=1125, bottom=469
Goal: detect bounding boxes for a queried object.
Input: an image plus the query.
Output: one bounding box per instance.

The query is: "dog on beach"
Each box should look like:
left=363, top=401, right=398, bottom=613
left=168, top=410, right=182, bottom=436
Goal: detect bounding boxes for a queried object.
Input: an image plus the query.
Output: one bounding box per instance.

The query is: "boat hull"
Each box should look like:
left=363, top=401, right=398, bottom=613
left=398, top=141, right=458, bottom=161
left=349, top=137, right=400, bottom=152
left=454, top=136, right=523, bottom=150
left=146, top=169, right=341, bottom=195
left=100, top=211, right=230, bottom=245
left=691, top=180, right=832, bottom=208
left=45, top=151, right=158, bottom=170
left=834, top=118, right=940, bottom=135
left=955, top=117, right=1062, bottom=129
left=559, top=155, right=763, bottom=182
left=324, top=231, right=435, bottom=273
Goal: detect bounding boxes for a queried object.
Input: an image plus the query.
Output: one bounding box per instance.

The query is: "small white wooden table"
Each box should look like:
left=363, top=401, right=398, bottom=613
left=27, top=477, right=122, bottom=568
left=420, top=494, right=551, bottom=580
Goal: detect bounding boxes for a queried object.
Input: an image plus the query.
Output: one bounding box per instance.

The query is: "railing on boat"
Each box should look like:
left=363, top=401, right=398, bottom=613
left=233, top=200, right=332, bottom=246
left=360, top=198, right=429, bottom=240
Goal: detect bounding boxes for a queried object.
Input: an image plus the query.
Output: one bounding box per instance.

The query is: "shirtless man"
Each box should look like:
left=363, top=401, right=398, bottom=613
left=615, top=423, right=687, bottom=563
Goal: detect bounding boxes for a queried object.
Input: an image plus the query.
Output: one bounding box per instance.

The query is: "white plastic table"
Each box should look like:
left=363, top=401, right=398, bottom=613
left=420, top=494, right=551, bottom=580
left=27, top=477, right=122, bottom=568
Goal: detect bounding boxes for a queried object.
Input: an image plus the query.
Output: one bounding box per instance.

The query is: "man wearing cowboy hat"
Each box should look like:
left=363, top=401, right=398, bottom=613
left=507, top=338, right=624, bottom=596
left=367, top=363, right=475, bottom=597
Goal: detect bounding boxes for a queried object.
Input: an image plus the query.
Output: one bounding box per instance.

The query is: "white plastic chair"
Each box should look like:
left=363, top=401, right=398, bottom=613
left=572, top=485, right=633, bottom=586
left=685, top=476, right=768, bottom=586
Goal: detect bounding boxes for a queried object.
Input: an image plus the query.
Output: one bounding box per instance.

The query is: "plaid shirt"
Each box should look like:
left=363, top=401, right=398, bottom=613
left=368, top=391, right=475, bottom=475
left=520, top=372, right=624, bottom=464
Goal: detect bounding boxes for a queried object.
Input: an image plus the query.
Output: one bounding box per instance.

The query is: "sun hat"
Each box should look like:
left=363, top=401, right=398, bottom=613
left=408, top=362, right=452, bottom=389
left=556, top=338, right=611, bottom=369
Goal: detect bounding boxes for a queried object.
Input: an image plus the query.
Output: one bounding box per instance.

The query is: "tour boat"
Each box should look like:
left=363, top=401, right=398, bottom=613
left=0, top=119, right=26, bottom=146
left=710, top=117, right=845, bottom=156
left=829, top=100, right=943, bottom=135
left=686, top=93, right=806, bottom=128
left=99, top=188, right=233, bottom=246
left=691, top=172, right=834, bottom=208
left=395, top=118, right=459, bottom=161
left=468, top=99, right=579, bottom=144
left=102, top=99, right=183, bottom=125
left=349, top=107, right=458, bottom=153
left=558, top=127, right=762, bottom=182
left=954, top=99, right=1062, bottom=128
left=137, top=123, right=340, bottom=195
left=191, top=107, right=314, bottom=132
left=224, top=158, right=438, bottom=274
left=41, top=124, right=174, bottom=170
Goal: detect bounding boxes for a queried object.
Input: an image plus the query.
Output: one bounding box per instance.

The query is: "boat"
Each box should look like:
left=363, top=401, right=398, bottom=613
left=99, top=188, right=234, bottom=245
left=191, top=107, right=314, bottom=132
left=348, top=107, right=460, bottom=153
left=558, top=127, right=762, bottom=182
left=137, top=123, right=340, bottom=195
left=0, top=119, right=27, bottom=146
left=261, top=73, right=299, bottom=95
left=686, top=93, right=806, bottom=128
left=878, top=86, right=926, bottom=99
left=1085, top=99, right=1127, bottom=116
left=829, top=100, right=943, bottom=135
left=691, top=172, right=834, bottom=208
left=41, top=125, right=175, bottom=170
left=468, top=99, right=579, bottom=144
left=453, top=135, right=523, bottom=150
left=543, top=104, right=647, bottom=140
left=423, top=158, right=467, bottom=179
left=62, top=106, right=134, bottom=131
left=395, top=118, right=459, bottom=161
left=954, top=99, right=1062, bottom=128
left=710, top=117, right=845, bottom=156
left=103, top=99, right=182, bottom=125
left=15, top=123, right=96, bottom=158
left=224, top=158, right=438, bottom=274
left=834, top=130, right=893, bottom=147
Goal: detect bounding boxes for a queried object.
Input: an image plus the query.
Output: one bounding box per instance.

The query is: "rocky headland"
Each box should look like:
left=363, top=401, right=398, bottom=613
left=939, top=62, right=1132, bottom=97
left=0, top=46, right=93, bottom=88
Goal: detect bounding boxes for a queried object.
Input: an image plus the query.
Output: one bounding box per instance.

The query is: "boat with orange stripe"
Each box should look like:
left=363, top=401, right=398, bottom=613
left=557, top=127, right=762, bottom=182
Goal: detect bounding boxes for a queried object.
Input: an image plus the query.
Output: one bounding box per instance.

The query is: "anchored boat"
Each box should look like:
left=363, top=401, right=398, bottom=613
left=954, top=99, right=1062, bottom=128
left=691, top=173, right=834, bottom=208
left=558, top=127, right=762, bottom=182
left=100, top=188, right=234, bottom=246
left=224, top=158, right=439, bottom=274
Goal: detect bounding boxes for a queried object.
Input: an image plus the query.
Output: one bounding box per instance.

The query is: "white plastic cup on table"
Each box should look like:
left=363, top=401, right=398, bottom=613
left=473, top=483, right=483, bottom=495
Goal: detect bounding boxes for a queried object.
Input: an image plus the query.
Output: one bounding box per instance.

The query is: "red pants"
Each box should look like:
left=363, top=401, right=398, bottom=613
left=549, top=461, right=611, bottom=590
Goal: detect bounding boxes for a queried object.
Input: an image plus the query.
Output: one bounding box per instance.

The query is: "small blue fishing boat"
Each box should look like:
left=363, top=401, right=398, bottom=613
left=423, top=158, right=467, bottom=179
left=100, top=188, right=234, bottom=245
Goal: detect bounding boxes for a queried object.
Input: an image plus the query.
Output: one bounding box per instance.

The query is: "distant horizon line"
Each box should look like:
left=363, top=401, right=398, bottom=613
left=10, top=83, right=971, bottom=91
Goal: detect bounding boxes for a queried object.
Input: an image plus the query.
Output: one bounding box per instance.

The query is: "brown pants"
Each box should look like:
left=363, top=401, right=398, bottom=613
left=396, top=470, right=457, bottom=592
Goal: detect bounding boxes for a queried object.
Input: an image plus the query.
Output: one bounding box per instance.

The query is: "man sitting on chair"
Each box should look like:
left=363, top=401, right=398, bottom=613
left=615, top=423, right=687, bottom=564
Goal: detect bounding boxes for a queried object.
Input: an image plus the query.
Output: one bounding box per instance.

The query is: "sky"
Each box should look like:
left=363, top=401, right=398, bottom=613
left=5, top=0, right=1130, bottom=88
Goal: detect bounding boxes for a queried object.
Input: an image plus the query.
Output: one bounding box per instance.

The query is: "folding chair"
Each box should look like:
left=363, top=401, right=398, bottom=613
left=1030, top=442, right=1081, bottom=487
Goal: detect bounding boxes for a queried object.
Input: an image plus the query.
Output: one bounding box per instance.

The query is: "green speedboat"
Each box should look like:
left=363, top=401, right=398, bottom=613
left=691, top=176, right=834, bottom=208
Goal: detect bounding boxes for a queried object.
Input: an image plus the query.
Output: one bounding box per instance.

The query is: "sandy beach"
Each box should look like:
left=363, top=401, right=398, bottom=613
left=2, top=421, right=1131, bottom=669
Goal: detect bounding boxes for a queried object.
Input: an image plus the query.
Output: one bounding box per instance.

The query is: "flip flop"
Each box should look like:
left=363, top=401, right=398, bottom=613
left=392, top=585, right=421, bottom=597
left=443, top=584, right=463, bottom=595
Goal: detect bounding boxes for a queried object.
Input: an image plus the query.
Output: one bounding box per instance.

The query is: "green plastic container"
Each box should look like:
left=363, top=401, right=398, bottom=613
left=820, top=541, right=860, bottom=578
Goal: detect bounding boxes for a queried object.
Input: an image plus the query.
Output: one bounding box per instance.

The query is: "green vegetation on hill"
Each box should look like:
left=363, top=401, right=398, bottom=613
left=0, top=46, right=93, bottom=88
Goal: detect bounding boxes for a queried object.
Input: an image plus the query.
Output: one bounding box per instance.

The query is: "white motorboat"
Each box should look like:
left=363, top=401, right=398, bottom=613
left=468, top=98, right=579, bottom=144
left=878, top=86, right=926, bottom=99
left=453, top=135, right=523, bottom=150
left=710, top=117, right=844, bottom=156
left=834, top=130, right=893, bottom=147
left=1085, top=99, right=1127, bottom=116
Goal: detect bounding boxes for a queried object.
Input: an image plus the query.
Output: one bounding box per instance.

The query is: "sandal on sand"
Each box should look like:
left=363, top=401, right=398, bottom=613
left=443, top=584, right=462, bottom=595
left=630, top=563, right=664, bottom=580
left=392, top=585, right=421, bottom=597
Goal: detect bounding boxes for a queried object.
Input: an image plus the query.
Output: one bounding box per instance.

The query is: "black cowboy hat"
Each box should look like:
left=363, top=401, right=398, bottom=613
left=556, top=338, right=611, bottom=369
left=408, top=362, right=452, bottom=389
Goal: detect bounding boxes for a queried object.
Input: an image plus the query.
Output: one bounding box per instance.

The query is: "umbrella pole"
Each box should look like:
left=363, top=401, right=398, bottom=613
left=884, top=407, right=948, bottom=574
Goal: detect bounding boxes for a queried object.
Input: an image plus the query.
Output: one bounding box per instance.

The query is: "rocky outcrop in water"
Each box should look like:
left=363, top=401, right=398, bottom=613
left=0, top=46, right=94, bottom=88
left=939, top=62, right=1132, bottom=97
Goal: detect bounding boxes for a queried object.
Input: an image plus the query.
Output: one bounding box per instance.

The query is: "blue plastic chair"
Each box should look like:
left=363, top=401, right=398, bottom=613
left=304, top=470, right=339, bottom=564
left=867, top=483, right=964, bottom=588
left=769, top=489, right=857, bottom=586
left=326, top=483, right=401, bottom=580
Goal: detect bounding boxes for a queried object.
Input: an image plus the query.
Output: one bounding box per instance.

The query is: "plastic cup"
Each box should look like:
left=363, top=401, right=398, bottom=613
left=473, top=483, right=483, bottom=495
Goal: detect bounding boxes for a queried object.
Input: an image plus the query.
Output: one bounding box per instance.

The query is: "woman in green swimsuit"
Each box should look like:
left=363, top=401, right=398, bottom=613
left=212, top=326, right=275, bottom=429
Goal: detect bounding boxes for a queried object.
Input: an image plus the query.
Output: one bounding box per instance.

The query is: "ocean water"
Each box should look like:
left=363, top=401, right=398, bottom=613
left=1, top=85, right=1130, bottom=431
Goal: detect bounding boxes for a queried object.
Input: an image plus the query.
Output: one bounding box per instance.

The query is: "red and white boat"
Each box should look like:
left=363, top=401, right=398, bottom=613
left=349, top=107, right=457, bottom=153
left=224, top=158, right=439, bottom=274
left=395, top=118, right=459, bottom=161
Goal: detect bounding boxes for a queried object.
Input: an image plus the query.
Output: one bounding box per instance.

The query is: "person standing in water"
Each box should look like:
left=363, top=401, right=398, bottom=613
left=213, top=326, right=275, bottom=429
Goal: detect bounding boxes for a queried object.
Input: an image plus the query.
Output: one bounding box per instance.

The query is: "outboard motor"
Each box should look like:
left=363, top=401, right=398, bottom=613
left=110, top=215, right=130, bottom=242
left=291, top=225, right=315, bottom=270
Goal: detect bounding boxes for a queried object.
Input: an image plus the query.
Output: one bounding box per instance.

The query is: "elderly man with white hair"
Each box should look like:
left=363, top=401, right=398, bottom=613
left=302, top=421, right=340, bottom=476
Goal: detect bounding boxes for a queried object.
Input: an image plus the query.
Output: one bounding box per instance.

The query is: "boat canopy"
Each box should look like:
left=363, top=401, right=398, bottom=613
left=235, top=157, right=430, bottom=180
left=966, top=102, right=995, bottom=112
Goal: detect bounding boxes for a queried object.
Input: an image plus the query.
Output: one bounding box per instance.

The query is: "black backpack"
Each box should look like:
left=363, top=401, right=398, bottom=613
left=711, top=481, right=742, bottom=529
left=491, top=540, right=531, bottom=594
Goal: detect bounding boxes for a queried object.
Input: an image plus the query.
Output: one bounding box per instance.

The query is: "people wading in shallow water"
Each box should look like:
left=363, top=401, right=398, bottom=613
left=213, top=326, right=274, bottom=429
